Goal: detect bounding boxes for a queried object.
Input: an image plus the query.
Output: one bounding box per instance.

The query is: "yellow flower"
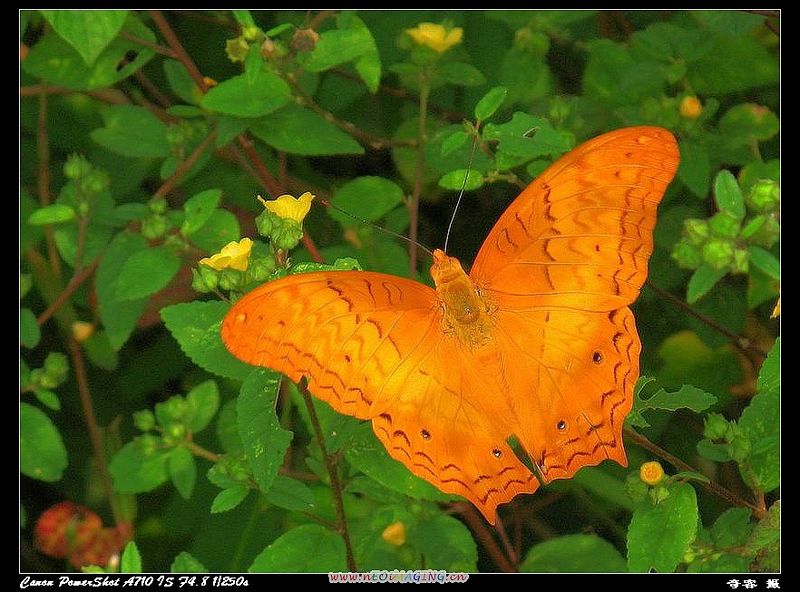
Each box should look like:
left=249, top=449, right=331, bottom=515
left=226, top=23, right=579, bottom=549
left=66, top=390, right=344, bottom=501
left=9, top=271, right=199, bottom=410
left=199, top=238, right=253, bottom=272
left=406, top=23, right=463, bottom=54
left=258, top=191, right=314, bottom=224
left=680, top=96, right=702, bottom=119
left=771, top=297, right=780, bottom=318
left=639, top=461, right=665, bottom=486
left=381, top=521, right=406, bottom=546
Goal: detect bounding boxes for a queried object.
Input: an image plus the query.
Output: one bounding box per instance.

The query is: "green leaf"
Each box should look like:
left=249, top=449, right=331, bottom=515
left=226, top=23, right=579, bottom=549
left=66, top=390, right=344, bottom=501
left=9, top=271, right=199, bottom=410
left=748, top=246, right=780, bottom=281
left=232, top=10, right=256, bottom=27
left=20, top=402, right=68, bottom=482
left=164, top=59, right=199, bottom=105
left=27, top=204, right=76, bottom=225
left=23, top=18, right=156, bottom=90
left=696, top=439, right=731, bottom=462
left=474, top=86, right=508, bottom=121
left=710, top=508, right=753, bottom=549
left=719, top=104, right=779, bottom=142
left=114, top=245, right=181, bottom=301
left=170, top=551, right=209, bottom=573
left=40, top=10, right=128, bottom=66
left=688, top=36, right=778, bottom=95
left=216, top=400, right=242, bottom=454
left=250, top=104, right=364, bottom=156
left=249, top=524, right=346, bottom=572
left=181, top=189, right=222, bottom=237
left=627, top=482, right=698, bottom=572
left=745, top=500, right=779, bottom=555
left=201, top=71, right=290, bottom=118
left=520, top=534, right=627, bottom=573
left=713, top=170, right=745, bottom=220
left=436, top=62, right=486, bottom=87
left=484, top=113, right=571, bottom=160
left=237, top=369, right=293, bottom=493
left=411, top=513, right=478, bottom=571
left=686, top=264, right=726, bottom=304
left=211, top=485, right=250, bottom=514
left=628, top=384, right=717, bottom=429
left=161, top=301, right=253, bottom=381
left=582, top=39, right=664, bottom=106
left=440, top=131, right=469, bottom=157
left=499, top=47, right=553, bottom=107
left=328, top=176, right=405, bottom=227
left=185, top=380, right=220, bottom=433
left=306, top=27, right=374, bottom=72
left=109, top=441, right=170, bottom=493
left=90, top=105, right=170, bottom=158
left=676, top=140, right=710, bottom=198
left=189, top=209, right=241, bottom=254
left=96, top=232, right=150, bottom=350
left=120, top=541, right=142, bottom=573
left=345, top=423, right=451, bottom=503
left=20, top=308, right=40, bottom=349
left=33, top=389, right=60, bottom=411
left=438, top=169, right=484, bottom=191
left=265, top=475, right=316, bottom=512
left=84, top=330, right=119, bottom=371
left=738, top=338, right=780, bottom=492
left=169, top=446, right=197, bottom=500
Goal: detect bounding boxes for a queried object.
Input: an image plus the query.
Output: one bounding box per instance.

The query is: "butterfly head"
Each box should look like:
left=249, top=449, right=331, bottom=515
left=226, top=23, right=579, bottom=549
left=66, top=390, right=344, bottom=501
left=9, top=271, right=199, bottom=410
left=430, top=248, right=468, bottom=287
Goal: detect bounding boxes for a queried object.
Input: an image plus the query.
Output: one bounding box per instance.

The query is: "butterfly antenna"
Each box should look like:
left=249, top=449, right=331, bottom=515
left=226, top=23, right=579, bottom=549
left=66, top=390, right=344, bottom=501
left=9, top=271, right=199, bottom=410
left=319, top=199, right=434, bottom=259
left=443, top=132, right=480, bottom=254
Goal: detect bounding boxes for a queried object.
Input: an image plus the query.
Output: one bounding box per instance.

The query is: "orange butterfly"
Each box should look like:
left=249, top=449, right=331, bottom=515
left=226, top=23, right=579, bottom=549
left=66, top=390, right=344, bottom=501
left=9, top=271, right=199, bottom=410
left=222, top=126, right=680, bottom=524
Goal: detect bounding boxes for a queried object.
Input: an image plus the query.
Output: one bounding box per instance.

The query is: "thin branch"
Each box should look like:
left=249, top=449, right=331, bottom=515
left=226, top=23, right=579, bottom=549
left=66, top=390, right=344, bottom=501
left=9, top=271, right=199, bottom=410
left=235, top=133, right=282, bottom=196
left=183, top=440, right=222, bottom=463
left=646, top=280, right=768, bottom=359
left=451, top=503, right=515, bottom=572
left=153, top=127, right=218, bottom=199
left=68, top=337, right=121, bottom=526
left=36, top=259, right=99, bottom=327
left=133, top=69, right=174, bottom=108
left=623, top=427, right=764, bottom=518
left=408, top=77, right=430, bottom=276
left=119, top=30, right=177, bottom=58
left=298, top=379, right=357, bottom=571
left=36, top=92, right=61, bottom=278
left=149, top=11, right=209, bottom=92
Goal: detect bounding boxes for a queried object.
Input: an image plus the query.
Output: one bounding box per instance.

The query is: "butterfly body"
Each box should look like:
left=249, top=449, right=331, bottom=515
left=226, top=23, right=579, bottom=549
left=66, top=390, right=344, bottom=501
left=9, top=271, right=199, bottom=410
left=222, top=126, right=680, bottom=523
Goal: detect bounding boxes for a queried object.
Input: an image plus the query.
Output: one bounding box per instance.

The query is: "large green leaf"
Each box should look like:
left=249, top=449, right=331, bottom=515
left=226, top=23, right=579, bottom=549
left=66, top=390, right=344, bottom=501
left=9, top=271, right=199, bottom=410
left=627, top=482, right=698, bottom=572
left=520, top=534, right=627, bottom=573
left=249, top=104, right=364, bottom=156
left=91, top=105, right=170, bottom=158
left=201, top=71, right=290, bottom=118
left=114, top=245, right=181, bottom=301
left=237, top=369, right=293, bottom=493
left=20, top=403, right=68, bottom=482
left=628, top=384, right=717, bottom=429
left=109, top=441, right=170, bottom=493
left=328, top=176, right=405, bottom=227
left=249, top=524, right=346, bottom=572
left=161, top=301, right=254, bottom=381
left=40, top=10, right=128, bottom=66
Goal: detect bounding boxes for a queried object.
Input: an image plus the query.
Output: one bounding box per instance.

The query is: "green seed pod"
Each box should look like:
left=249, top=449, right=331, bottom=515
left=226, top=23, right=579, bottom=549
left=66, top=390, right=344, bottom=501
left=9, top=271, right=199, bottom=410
left=708, top=211, right=742, bottom=239
left=683, top=218, right=710, bottom=246
left=746, top=179, right=780, bottom=214
left=703, top=413, right=729, bottom=440
left=731, top=248, right=750, bottom=274
left=748, top=215, right=780, bottom=249
left=133, top=410, right=156, bottom=432
left=249, top=256, right=276, bottom=282
left=672, top=240, right=702, bottom=269
left=702, top=238, right=735, bottom=270
left=141, top=215, right=169, bottom=240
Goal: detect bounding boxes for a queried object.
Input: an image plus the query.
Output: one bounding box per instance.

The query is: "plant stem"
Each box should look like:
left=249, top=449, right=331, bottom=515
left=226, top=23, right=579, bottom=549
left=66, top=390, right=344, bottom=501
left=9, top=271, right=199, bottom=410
left=623, top=427, right=764, bottom=517
left=150, top=11, right=209, bottom=92
left=183, top=440, right=222, bottom=463
left=408, top=75, right=430, bottom=276
left=452, top=503, right=515, bottom=572
left=37, top=258, right=99, bottom=327
left=68, top=337, right=121, bottom=526
left=36, top=92, right=61, bottom=278
left=298, top=379, right=357, bottom=571
left=153, top=127, right=218, bottom=200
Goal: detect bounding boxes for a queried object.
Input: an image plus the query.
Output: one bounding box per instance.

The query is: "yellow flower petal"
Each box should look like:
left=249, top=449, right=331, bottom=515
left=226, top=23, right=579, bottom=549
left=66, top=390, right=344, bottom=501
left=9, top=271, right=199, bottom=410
left=680, top=96, right=702, bottom=119
left=259, top=192, right=314, bottom=223
left=639, top=461, right=665, bottom=486
left=406, top=22, right=463, bottom=54
left=199, top=238, right=253, bottom=272
left=771, top=297, right=780, bottom=318
left=381, top=521, right=406, bottom=546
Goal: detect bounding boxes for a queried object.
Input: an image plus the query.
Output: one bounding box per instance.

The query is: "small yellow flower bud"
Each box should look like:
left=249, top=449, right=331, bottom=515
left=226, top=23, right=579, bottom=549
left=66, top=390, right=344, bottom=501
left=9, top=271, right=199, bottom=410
left=680, top=96, right=702, bottom=119
left=381, top=521, right=406, bottom=546
left=640, top=461, right=665, bottom=486
left=71, top=321, right=95, bottom=343
left=771, top=297, right=780, bottom=319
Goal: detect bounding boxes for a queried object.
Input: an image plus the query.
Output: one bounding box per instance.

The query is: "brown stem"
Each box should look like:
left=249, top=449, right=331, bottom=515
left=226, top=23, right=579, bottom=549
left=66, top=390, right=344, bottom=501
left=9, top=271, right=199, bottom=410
left=452, top=503, right=515, bottom=572
left=36, top=92, right=61, bottom=278
left=408, top=78, right=430, bottom=276
left=646, top=280, right=768, bottom=359
left=68, top=338, right=121, bottom=526
left=307, top=10, right=337, bottom=30
left=119, top=30, right=177, bottom=58
left=37, top=259, right=99, bottom=327
left=493, top=514, right=518, bottom=567
left=235, top=133, right=282, bottom=196
left=153, top=127, right=218, bottom=199
left=298, top=379, right=357, bottom=571
left=149, top=11, right=209, bottom=92
left=184, top=440, right=222, bottom=463
left=623, top=427, right=764, bottom=518
left=133, top=69, right=174, bottom=108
